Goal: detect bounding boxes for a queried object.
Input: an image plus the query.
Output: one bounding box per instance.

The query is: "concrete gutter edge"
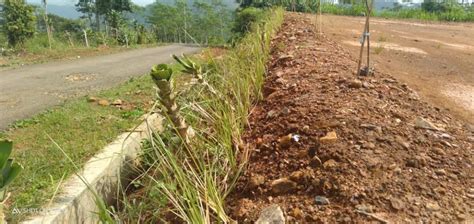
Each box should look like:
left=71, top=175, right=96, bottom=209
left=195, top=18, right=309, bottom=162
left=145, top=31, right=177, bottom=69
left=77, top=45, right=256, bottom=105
left=22, top=114, right=163, bottom=224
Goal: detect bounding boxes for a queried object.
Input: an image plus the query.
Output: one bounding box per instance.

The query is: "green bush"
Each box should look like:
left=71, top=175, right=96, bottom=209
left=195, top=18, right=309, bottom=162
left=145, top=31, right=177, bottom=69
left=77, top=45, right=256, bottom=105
left=23, top=34, right=69, bottom=53
left=3, top=0, right=36, bottom=47
left=321, top=3, right=368, bottom=16
left=379, top=4, right=474, bottom=22
left=232, top=7, right=264, bottom=36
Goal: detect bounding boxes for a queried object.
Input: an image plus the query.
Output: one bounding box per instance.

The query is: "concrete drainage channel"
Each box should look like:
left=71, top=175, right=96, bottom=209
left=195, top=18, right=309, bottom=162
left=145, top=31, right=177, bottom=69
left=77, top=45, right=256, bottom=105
left=23, top=114, right=163, bottom=224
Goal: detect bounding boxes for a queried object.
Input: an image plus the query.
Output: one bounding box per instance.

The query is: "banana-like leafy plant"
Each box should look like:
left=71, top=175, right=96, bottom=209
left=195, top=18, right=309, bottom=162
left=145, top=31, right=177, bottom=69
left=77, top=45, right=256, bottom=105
left=0, top=140, right=23, bottom=223
left=150, top=64, right=194, bottom=143
left=172, top=54, right=218, bottom=95
left=172, top=54, right=207, bottom=81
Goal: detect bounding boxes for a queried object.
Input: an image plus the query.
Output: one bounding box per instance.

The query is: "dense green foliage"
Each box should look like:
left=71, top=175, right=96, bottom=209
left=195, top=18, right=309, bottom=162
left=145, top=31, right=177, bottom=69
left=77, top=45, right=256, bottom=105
left=76, top=0, right=132, bottom=31
left=239, top=0, right=474, bottom=21
left=240, top=0, right=320, bottom=12
left=232, top=7, right=263, bottom=36
left=379, top=2, right=474, bottom=21
left=148, top=0, right=233, bottom=45
left=2, top=0, right=36, bottom=47
left=0, top=0, right=238, bottom=52
left=321, top=3, right=367, bottom=15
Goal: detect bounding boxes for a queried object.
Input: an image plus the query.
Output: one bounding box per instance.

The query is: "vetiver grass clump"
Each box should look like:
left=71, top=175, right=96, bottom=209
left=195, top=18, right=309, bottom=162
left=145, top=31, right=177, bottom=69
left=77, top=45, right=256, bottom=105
left=116, top=7, right=284, bottom=223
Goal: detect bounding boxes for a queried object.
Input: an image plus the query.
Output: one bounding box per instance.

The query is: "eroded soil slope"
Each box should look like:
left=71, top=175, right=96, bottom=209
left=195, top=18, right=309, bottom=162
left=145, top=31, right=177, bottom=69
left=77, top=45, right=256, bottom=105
left=227, top=13, right=473, bottom=223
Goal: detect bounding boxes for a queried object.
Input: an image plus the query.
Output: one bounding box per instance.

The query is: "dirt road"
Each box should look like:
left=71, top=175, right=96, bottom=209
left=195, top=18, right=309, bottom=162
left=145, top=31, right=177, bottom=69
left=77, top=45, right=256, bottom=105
left=320, top=15, right=474, bottom=123
left=0, top=45, right=200, bottom=130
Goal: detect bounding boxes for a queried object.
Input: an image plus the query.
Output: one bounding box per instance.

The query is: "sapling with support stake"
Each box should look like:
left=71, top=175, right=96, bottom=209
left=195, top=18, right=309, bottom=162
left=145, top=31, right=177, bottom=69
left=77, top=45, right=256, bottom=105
left=356, top=0, right=374, bottom=76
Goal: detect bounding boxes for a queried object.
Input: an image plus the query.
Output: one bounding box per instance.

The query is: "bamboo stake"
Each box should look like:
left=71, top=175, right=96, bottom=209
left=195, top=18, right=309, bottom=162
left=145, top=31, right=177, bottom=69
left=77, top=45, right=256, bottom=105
left=356, top=16, right=369, bottom=76
left=319, top=0, right=322, bottom=35
left=82, top=29, right=89, bottom=48
left=356, top=0, right=372, bottom=76
left=365, top=0, right=371, bottom=71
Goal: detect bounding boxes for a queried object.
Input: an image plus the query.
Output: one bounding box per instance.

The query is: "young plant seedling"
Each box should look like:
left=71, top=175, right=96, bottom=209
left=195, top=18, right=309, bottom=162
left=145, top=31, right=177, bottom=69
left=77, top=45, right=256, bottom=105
left=150, top=64, right=194, bottom=143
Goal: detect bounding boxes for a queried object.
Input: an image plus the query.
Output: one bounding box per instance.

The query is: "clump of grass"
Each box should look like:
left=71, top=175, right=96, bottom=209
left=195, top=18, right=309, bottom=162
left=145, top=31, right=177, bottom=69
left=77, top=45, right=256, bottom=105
left=378, top=35, right=388, bottom=42
left=117, top=7, right=284, bottom=223
left=374, top=45, right=384, bottom=54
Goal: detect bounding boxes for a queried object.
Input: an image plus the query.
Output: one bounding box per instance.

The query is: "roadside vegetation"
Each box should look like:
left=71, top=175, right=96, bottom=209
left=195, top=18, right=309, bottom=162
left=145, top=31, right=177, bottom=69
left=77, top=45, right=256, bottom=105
left=0, top=1, right=282, bottom=222
left=379, top=1, right=474, bottom=21
left=113, top=7, right=284, bottom=223
left=241, top=0, right=474, bottom=22
left=1, top=74, right=157, bottom=222
left=0, top=0, right=237, bottom=68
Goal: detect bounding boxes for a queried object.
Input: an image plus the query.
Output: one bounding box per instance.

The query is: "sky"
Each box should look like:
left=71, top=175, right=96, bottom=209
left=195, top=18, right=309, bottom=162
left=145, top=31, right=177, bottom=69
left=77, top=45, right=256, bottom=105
left=134, top=0, right=154, bottom=5
left=27, top=0, right=155, bottom=6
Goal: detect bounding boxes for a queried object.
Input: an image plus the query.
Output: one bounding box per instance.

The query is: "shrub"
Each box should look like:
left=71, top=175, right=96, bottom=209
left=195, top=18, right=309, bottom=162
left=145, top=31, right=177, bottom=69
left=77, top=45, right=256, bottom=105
left=3, top=0, right=36, bottom=47
left=232, top=7, right=264, bottom=36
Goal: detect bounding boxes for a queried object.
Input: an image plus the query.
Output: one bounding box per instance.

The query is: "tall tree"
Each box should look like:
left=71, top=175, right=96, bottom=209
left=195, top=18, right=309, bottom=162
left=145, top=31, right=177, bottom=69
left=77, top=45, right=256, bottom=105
left=148, top=3, right=180, bottom=42
left=75, top=0, right=96, bottom=28
left=41, top=0, right=53, bottom=49
left=76, top=0, right=132, bottom=31
left=3, top=0, right=36, bottom=47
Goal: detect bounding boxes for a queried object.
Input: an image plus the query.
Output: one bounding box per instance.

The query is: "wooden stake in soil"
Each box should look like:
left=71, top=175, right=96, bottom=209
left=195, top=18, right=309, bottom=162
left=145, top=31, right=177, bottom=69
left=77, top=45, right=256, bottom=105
left=319, top=0, right=322, bottom=35
left=65, top=31, right=75, bottom=47
left=82, top=29, right=89, bottom=48
left=356, top=0, right=373, bottom=76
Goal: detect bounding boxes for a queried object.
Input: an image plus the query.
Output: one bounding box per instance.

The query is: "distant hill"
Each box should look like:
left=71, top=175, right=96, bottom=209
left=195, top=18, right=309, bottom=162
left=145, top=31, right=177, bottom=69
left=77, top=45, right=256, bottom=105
left=26, top=0, right=239, bottom=20
left=26, top=0, right=82, bottom=19
left=47, top=4, right=83, bottom=19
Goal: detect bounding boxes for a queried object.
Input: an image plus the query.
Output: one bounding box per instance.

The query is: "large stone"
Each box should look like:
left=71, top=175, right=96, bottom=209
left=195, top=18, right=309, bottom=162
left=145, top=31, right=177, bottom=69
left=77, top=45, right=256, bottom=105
left=323, top=159, right=338, bottom=169
left=98, top=99, right=110, bottom=106
left=315, top=196, right=330, bottom=205
left=390, top=198, right=404, bottom=211
left=426, top=202, right=441, bottom=211
left=255, top=204, right=285, bottom=224
left=271, top=177, right=297, bottom=194
left=249, top=174, right=265, bottom=188
left=348, top=79, right=363, bottom=88
left=415, top=117, right=442, bottom=131
left=278, top=134, right=293, bottom=148
left=320, top=131, right=337, bottom=144
left=111, top=99, right=123, bottom=105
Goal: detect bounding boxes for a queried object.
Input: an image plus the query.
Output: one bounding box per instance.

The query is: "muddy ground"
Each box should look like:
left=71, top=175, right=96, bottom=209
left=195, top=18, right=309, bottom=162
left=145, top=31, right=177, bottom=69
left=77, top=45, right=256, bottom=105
left=320, top=14, right=474, bottom=124
left=227, top=13, right=473, bottom=223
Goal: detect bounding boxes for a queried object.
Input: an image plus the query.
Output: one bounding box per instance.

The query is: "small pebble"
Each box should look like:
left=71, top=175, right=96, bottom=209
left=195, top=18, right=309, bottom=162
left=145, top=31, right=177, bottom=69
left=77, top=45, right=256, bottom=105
left=315, top=196, right=330, bottom=205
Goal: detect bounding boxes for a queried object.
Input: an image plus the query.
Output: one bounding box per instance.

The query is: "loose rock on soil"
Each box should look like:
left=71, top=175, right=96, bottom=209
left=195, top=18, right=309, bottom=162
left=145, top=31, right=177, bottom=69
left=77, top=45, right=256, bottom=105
left=227, top=13, right=473, bottom=223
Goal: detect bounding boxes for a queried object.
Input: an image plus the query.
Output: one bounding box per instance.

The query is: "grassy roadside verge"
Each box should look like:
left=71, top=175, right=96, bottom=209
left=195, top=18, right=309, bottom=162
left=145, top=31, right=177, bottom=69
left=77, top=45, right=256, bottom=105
left=116, top=7, right=284, bottom=223
left=1, top=72, right=165, bottom=222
